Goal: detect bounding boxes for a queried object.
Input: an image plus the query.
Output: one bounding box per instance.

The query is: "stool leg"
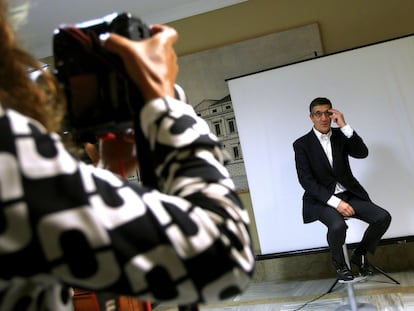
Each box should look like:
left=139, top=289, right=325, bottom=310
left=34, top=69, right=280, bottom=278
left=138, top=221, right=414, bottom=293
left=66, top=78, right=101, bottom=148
left=335, top=244, right=377, bottom=311
left=346, top=283, right=358, bottom=311
left=343, top=244, right=351, bottom=270
left=344, top=244, right=358, bottom=311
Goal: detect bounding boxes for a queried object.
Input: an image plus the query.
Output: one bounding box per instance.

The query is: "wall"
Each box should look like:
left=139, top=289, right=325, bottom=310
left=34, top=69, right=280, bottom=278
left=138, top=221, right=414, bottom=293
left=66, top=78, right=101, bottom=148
left=169, top=0, right=414, bottom=282
left=169, top=0, right=414, bottom=57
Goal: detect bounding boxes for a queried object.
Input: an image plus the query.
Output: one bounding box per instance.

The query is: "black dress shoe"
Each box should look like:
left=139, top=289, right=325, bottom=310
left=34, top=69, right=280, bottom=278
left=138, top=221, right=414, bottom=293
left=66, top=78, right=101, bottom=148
left=351, top=253, right=374, bottom=276
left=336, top=265, right=354, bottom=281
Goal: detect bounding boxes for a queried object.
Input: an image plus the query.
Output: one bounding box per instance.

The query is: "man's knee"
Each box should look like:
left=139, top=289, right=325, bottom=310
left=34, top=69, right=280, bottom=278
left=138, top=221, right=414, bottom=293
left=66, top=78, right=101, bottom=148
left=372, top=208, right=391, bottom=230
left=381, top=210, right=392, bottom=227
left=329, top=221, right=347, bottom=239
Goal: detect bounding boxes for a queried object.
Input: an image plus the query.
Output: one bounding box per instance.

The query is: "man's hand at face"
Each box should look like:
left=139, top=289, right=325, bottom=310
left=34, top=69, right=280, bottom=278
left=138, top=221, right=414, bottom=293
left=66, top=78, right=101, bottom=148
left=329, top=108, right=346, bottom=128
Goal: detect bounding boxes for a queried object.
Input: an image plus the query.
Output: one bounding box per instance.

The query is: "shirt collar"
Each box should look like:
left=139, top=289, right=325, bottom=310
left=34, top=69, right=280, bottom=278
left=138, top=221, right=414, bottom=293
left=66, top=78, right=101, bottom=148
left=313, top=127, right=332, bottom=141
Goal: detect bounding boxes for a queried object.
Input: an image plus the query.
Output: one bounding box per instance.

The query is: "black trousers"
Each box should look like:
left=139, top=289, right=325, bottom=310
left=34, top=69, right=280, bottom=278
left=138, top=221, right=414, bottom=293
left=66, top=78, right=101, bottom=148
left=318, top=191, right=391, bottom=267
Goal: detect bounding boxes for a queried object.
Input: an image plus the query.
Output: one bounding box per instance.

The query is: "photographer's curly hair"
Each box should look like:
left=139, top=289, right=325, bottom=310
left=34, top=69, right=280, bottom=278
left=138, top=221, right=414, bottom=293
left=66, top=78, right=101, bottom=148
left=0, top=0, right=66, bottom=132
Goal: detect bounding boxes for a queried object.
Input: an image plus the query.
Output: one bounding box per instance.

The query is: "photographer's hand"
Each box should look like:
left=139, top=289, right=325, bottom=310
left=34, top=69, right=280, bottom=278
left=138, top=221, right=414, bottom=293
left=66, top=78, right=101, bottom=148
left=101, top=24, right=178, bottom=102
left=84, top=132, right=138, bottom=178
left=96, top=131, right=139, bottom=178
left=84, top=142, right=99, bottom=166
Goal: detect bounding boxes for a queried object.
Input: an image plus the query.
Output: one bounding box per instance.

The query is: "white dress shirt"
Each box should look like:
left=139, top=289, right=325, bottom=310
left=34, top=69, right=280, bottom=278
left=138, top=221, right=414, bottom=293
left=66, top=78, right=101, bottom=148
left=313, top=125, right=354, bottom=208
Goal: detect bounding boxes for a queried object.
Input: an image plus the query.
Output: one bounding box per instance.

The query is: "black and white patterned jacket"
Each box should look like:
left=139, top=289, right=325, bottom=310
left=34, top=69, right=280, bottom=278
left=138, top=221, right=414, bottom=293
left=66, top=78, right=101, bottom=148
left=0, top=97, right=255, bottom=310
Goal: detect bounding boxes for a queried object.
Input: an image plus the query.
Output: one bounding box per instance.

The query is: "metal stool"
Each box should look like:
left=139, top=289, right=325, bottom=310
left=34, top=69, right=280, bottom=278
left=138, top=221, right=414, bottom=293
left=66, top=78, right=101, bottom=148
left=335, top=243, right=376, bottom=311
left=326, top=217, right=399, bottom=310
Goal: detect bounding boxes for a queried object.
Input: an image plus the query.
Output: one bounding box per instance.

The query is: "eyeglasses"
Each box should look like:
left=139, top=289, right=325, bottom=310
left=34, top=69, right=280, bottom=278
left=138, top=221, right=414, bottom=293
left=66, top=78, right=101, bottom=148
left=312, top=110, right=332, bottom=118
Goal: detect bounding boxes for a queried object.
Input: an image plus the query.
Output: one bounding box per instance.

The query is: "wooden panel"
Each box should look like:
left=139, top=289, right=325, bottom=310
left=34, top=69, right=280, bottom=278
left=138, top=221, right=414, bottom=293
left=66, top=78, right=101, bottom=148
left=73, top=289, right=152, bottom=311
left=73, top=289, right=100, bottom=311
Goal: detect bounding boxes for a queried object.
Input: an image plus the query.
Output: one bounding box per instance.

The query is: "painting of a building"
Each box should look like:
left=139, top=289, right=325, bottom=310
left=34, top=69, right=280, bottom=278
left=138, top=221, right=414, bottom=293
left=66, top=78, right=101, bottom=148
left=194, top=95, right=248, bottom=191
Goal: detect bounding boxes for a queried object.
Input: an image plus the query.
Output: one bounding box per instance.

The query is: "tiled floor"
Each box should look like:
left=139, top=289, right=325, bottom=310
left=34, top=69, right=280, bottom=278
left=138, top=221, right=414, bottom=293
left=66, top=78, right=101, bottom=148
left=154, top=270, right=414, bottom=310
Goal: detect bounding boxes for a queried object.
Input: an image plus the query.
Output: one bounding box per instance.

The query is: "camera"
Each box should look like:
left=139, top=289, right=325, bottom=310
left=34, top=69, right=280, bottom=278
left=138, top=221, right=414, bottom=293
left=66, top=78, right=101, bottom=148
left=53, top=12, right=152, bottom=142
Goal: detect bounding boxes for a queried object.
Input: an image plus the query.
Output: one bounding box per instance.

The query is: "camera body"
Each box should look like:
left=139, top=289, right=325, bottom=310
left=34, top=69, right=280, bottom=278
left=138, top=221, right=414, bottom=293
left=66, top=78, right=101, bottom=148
left=53, top=12, right=151, bottom=142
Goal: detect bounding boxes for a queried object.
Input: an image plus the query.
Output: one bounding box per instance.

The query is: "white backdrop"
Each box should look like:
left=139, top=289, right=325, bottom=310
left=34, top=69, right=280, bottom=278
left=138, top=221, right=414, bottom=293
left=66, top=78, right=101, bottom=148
left=227, top=35, right=414, bottom=256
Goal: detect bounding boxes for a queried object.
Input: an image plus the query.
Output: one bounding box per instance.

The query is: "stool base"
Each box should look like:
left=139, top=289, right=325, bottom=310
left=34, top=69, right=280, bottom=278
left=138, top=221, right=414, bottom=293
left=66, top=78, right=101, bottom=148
left=336, top=302, right=377, bottom=311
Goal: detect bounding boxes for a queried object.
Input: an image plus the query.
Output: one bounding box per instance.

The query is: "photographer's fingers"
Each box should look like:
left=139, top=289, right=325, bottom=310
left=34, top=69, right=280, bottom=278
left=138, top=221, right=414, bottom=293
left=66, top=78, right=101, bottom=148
left=98, top=134, right=139, bottom=177
left=100, top=24, right=178, bottom=101
left=84, top=143, right=99, bottom=166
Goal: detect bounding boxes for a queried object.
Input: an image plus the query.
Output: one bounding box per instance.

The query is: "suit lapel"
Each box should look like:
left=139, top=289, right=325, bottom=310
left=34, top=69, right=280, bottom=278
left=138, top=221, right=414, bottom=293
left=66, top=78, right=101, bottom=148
left=309, top=130, right=332, bottom=169
left=330, top=129, right=340, bottom=170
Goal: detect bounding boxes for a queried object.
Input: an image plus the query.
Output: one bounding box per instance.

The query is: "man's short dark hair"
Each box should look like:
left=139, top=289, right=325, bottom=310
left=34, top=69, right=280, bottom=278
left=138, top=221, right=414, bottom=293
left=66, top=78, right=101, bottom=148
left=309, top=97, right=332, bottom=112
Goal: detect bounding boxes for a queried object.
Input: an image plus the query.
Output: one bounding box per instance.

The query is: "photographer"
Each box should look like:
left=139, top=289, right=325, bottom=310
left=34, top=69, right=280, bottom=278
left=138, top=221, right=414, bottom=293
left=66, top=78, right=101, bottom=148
left=0, top=1, right=255, bottom=310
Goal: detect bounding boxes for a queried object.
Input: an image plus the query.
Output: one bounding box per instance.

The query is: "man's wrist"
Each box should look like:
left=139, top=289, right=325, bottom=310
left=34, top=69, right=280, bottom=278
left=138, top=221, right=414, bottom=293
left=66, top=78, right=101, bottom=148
left=340, top=124, right=353, bottom=138
left=327, top=195, right=341, bottom=208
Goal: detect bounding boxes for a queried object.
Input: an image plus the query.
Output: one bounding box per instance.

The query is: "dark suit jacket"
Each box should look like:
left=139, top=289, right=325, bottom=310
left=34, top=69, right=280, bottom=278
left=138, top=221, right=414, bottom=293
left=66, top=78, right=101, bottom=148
left=293, top=127, right=371, bottom=223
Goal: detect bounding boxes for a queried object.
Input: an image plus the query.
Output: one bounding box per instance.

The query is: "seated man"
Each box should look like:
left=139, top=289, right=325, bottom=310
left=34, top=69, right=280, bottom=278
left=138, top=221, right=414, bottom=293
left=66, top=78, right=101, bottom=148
left=293, top=97, right=391, bottom=281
